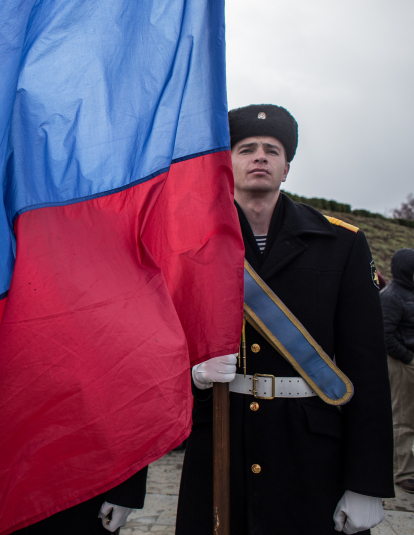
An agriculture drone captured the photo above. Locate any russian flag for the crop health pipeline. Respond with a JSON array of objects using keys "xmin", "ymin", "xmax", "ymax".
[{"xmin": 0, "ymin": 1, "xmax": 244, "ymax": 533}]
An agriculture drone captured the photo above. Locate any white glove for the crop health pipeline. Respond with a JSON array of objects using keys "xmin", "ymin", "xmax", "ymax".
[
  {"xmin": 98, "ymin": 501, "xmax": 133, "ymax": 532},
  {"xmin": 192, "ymin": 354, "xmax": 237, "ymax": 390},
  {"xmin": 333, "ymin": 490, "xmax": 384, "ymax": 534}
]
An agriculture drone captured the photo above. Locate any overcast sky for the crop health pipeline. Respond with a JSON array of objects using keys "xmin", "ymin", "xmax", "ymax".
[{"xmin": 225, "ymin": 0, "xmax": 414, "ymax": 214}]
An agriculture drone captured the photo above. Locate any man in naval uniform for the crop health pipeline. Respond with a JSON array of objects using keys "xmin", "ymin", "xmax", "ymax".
[{"xmin": 175, "ymin": 104, "xmax": 394, "ymax": 535}]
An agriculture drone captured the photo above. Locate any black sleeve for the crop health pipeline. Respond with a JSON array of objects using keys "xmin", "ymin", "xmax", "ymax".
[
  {"xmin": 334, "ymin": 231, "xmax": 394, "ymax": 498},
  {"xmin": 380, "ymin": 290, "xmax": 414, "ymax": 364},
  {"xmin": 191, "ymin": 373, "xmax": 214, "ymax": 424},
  {"xmin": 103, "ymin": 466, "xmax": 148, "ymax": 509}
]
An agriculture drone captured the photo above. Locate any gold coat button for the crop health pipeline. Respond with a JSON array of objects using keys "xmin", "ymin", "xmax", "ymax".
[
  {"xmin": 251, "ymin": 343, "xmax": 260, "ymax": 353},
  {"xmin": 250, "ymin": 402, "xmax": 259, "ymax": 411},
  {"xmin": 252, "ymin": 464, "xmax": 261, "ymax": 474}
]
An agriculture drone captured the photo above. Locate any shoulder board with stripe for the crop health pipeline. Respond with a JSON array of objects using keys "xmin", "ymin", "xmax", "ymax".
[{"xmin": 324, "ymin": 215, "xmax": 359, "ymax": 233}]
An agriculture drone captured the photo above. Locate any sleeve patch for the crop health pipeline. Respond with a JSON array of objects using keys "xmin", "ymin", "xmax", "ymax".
[
  {"xmin": 324, "ymin": 215, "xmax": 359, "ymax": 233},
  {"xmin": 371, "ymin": 260, "xmax": 380, "ymax": 289}
]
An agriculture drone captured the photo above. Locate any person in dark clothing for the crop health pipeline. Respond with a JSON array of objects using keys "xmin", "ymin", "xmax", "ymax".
[
  {"xmin": 13, "ymin": 468, "xmax": 148, "ymax": 534},
  {"xmin": 380, "ymin": 248, "xmax": 414, "ymax": 493},
  {"xmin": 377, "ymin": 271, "xmax": 387, "ymax": 290},
  {"xmin": 175, "ymin": 104, "xmax": 394, "ymax": 535}
]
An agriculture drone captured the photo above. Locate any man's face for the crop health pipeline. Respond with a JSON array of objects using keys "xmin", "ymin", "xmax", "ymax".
[{"xmin": 231, "ymin": 136, "xmax": 290, "ymax": 197}]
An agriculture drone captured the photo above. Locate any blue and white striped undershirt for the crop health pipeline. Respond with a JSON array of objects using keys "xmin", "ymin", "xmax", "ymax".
[{"xmin": 255, "ymin": 235, "xmax": 267, "ymax": 253}]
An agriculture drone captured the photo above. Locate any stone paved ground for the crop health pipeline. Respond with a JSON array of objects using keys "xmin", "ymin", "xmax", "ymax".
[
  {"xmin": 374, "ymin": 486, "xmax": 414, "ymax": 535},
  {"xmin": 121, "ymin": 451, "xmax": 414, "ymax": 535},
  {"xmin": 120, "ymin": 451, "xmax": 183, "ymax": 535}
]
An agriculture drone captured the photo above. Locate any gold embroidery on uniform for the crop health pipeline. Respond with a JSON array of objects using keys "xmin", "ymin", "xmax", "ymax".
[{"xmin": 324, "ymin": 215, "xmax": 359, "ymax": 233}]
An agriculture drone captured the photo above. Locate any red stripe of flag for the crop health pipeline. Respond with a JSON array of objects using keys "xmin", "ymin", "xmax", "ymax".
[{"xmin": 0, "ymin": 151, "xmax": 244, "ymax": 534}]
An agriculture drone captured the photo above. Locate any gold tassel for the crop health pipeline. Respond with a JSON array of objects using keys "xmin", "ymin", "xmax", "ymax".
[{"xmin": 242, "ymin": 317, "xmax": 246, "ymax": 377}]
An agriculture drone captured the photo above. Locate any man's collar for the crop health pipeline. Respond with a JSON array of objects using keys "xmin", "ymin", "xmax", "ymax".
[
  {"xmin": 280, "ymin": 193, "xmax": 337, "ymax": 238},
  {"xmin": 236, "ymin": 193, "xmax": 337, "ymax": 279},
  {"xmin": 236, "ymin": 192, "xmax": 337, "ymax": 239}
]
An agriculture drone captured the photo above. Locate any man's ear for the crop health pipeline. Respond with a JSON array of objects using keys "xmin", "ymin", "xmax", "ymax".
[{"xmin": 283, "ymin": 162, "xmax": 290, "ymax": 181}]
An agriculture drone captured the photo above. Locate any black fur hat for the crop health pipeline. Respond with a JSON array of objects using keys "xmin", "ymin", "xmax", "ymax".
[{"xmin": 228, "ymin": 104, "xmax": 298, "ymax": 162}]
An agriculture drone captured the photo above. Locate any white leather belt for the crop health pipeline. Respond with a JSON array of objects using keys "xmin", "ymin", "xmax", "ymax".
[{"xmin": 229, "ymin": 374, "xmax": 317, "ymax": 399}]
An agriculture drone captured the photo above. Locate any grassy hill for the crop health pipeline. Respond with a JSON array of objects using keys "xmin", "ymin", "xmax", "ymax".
[{"xmin": 319, "ymin": 210, "xmax": 414, "ymax": 282}]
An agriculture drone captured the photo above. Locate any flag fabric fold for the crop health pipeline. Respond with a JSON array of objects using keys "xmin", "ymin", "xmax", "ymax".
[{"xmin": 0, "ymin": 1, "xmax": 244, "ymax": 533}]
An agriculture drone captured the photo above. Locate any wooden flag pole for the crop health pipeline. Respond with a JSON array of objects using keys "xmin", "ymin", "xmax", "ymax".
[{"xmin": 213, "ymin": 381, "xmax": 230, "ymax": 535}]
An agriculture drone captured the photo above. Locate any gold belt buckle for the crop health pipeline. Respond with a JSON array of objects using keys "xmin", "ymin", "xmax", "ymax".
[{"xmin": 253, "ymin": 373, "xmax": 275, "ymax": 399}]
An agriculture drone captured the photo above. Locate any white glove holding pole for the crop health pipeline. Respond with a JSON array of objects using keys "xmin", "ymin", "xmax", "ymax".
[
  {"xmin": 192, "ymin": 354, "xmax": 238, "ymax": 390},
  {"xmin": 98, "ymin": 502, "xmax": 133, "ymax": 532},
  {"xmin": 333, "ymin": 490, "xmax": 384, "ymax": 534}
]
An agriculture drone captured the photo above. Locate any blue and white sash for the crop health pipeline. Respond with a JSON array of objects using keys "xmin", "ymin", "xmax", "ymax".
[{"xmin": 244, "ymin": 260, "xmax": 353, "ymax": 405}]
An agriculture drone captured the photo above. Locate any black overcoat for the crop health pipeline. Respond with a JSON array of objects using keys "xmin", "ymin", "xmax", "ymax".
[
  {"xmin": 176, "ymin": 194, "xmax": 394, "ymax": 535},
  {"xmin": 380, "ymin": 248, "xmax": 414, "ymax": 363}
]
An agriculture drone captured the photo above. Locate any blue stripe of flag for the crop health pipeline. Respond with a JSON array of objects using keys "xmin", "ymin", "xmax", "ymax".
[{"xmin": 0, "ymin": 0, "xmax": 230, "ymax": 297}]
